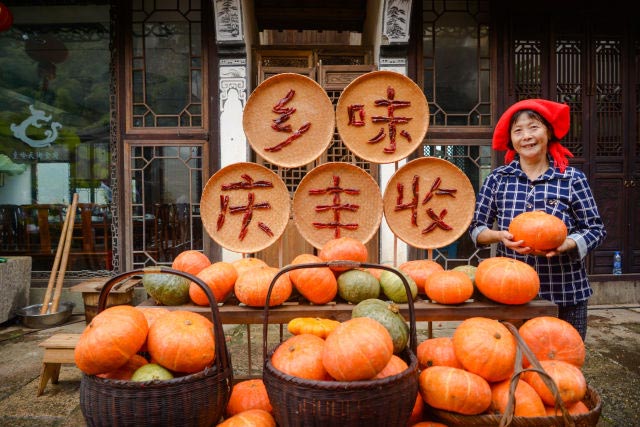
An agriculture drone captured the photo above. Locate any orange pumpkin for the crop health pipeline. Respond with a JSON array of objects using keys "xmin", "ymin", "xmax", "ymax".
[
  {"xmin": 490, "ymin": 378, "xmax": 546, "ymax": 416},
  {"xmin": 318, "ymin": 236, "xmax": 368, "ymax": 271},
  {"xmin": 226, "ymin": 379, "xmax": 273, "ymax": 417},
  {"xmin": 271, "ymin": 334, "xmax": 327, "ymax": 380},
  {"xmin": 521, "ymin": 360, "xmax": 587, "ymax": 406},
  {"xmin": 171, "ymin": 250, "xmax": 211, "ymax": 276},
  {"xmin": 424, "ymin": 270, "xmax": 474, "ymax": 304},
  {"xmin": 519, "ymin": 316, "xmax": 585, "ymax": 367},
  {"xmin": 373, "ymin": 354, "xmax": 408, "ymax": 379},
  {"xmin": 235, "ymin": 266, "xmax": 292, "ymax": 307},
  {"xmin": 289, "ymin": 253, "xmax": 338, "ymax": 304},
  {"xmin": 407, "ymin": 392, "xmax": 424, "ymax": 426},
  {"xmin": 322, "ymin": 317, "xmax": 393, "ymax": 381},
  {"xmin": 452, "ymin": 317, "xmax": 516, "ymax": 382},
  {"xmin": 545, "ymin": 400, "xmax": 590, "ymax": 415},
  {"xmin": 135, "ymin": 306, "xmax": 170, "ymax": 351},
  {"xmin": 97, "ymin": 354, "xmax": 149, "ymax": 380},
  {"xmin": 474, "ymin": 257, "xmax": 540, "ymax": 305},
  {"xmin": 217, "ymin": 409, "xmax": 276, "ymax": 427},
  {"xmin": 74, "ymin": 305, "xmax": 148, "ymax": 375},
  {"xmin": 189, "ymin": 261, "xmax": 238, "ymax": 306},
  {"xmin": 287, "ymin": 317, "xmax": 340, "ymax": 339},
  {"xmin": 398, "ymin": 259, "xmax": 444, "ymax": 294},
  {"xmin": 147, "ymin": 310, "xmax": 215, "ymax": 374},
  {"xmin": 417, "ymin": 336, "xmax": 463, "ymax": 369},
  {"xmin": 231, "ymin": 257, "xmax": 269, "ymax": 276},
  {"xmin": 508, "ymin": 210, "xmax": 568, "ymax": 255},
  {"xmin": 419, "ymin": 366, "xmax": 492, "ymax": 415}
]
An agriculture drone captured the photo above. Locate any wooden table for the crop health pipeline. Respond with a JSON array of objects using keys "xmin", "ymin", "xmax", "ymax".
[{"xmin": 137, "ymin": 298, "xmax": 558, "ymax": 324}]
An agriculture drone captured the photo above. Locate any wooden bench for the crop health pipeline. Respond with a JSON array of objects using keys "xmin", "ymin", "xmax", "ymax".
[{"xmin": 37, "ymin": 333, "xmax": 80, "ymax": 396}]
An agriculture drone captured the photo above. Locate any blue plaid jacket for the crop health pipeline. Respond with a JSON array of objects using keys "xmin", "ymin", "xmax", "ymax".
[{"xmin": 469, "ymin": 157, "xmax": 606, "ymax": 305}]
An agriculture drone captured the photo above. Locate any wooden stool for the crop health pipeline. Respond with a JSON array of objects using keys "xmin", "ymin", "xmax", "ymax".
[{"xmin": 37, "ymin": 333, "xmax": 80, "ymax": 396}]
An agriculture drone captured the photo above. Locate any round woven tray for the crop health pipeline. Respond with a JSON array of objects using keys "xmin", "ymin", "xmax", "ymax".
[
  {"xmin": 79, "ymin": 268, "xmax": 233, "ymax": 427},
  {"xmin": 243, "ymin": 73, "xmax": 335, "ymax": 168},
  {"xmin": 336, "ymin": 70, "xmax": 429, "ymax": 164},
  {"xmin": 382, "ymin": 156, "xmax": 475, "ymax": 249},
  {"xmin": 200, "ymin": 162, "xmax": 290, "ymax": 254},
  {"xmin": 292, "ymin": 162, "xmax": 383, "ymax": 249},
  {"xmin": 261, "ymin": 262, "xmax": 420, "ymax": 427}
]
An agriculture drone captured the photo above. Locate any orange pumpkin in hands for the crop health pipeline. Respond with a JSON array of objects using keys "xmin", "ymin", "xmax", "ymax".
[{"xmin": 508, "ymin": 210, "xmax": 568, "ymax": 255}]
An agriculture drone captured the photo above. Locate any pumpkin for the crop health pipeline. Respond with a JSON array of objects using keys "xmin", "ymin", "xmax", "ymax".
[
  {"xmin": 416, "ymin": 336, "xmax": 462, "ymax": 369},
  {"xmin": 142, "ymin": 271, "xmax": 191, "ymax": 306},
  {"xmin": 217, "ymin": 409, "xmax": 276, "ymax": 427},
  {"xmin": 190, "ymin": 261, "xmax": 238, "ymax": 305},
  {"xmin": 97, "ymin": 354, "xmax": 148, "ymax": 380},
  {"xmin": 171, "ymin": 250, "xmax": 211, "ymax": 275},
  {"xmin": 451, "ymin": 264, "xmax": 477, "ymax": 285},
  {"xmin": 322, "ymin": 317, "xmax": 393, "ymax": 381},
  {"xmin": 271, "ymin": 334, "xmax": 327, "ymax": 380},
  {"xmin": 490, "ymin": 378, "xmax": 546, "ymax": 416},
  {"xmin": 318, "ymin": 236, "xmax": 368, "ymax": 271},
  {"xmin": 147, "ymin": 310, "xmax": 215, "ymax": 373},
  {"xmin": 287, "ymin": 317, "xmax": 340, "ymax": 339},
  {"xmin": 424, "ymin": 270, "xmax": 474, "ymax": 304},
  {"xmin": 235, "ymin": 266, "xmax": 292, "ymax": 307},
  {"xmin": 407, "ymin": 393, "xmax": 425, "ymax": 426},
  {"xmin": 366, "ymin": 263, "xmax": 393, "ymax": 280},
  {"xmin": 336, "ymin": 269, "xmax": 380, "ymax": 303},
  {"xmin": 545, "ymin": 400, "xmax": 590, "ymax": 415},
  {"xmin": 521, "ymin": 360, "xmax": 587, "ymax": 406},
  {"xmin": 131, "ymin": 363, "xmax": 174, "ymax": 381},
  {"xmin": 418, "ymin": 366, "xmax": 492, "ymax": 415},
  {"xmin": 519, "ymin": 316, "xmax": 585, "ymax": 367},
  {"xmin": 74, "ymin": 305, "xmax": 148, "ymax": 375},
  {"xmin": 231, "ymin": 257, "xmax": 269, "ymax": 276},
  {"xmin": 474, "ymin": 257, "xmax": 540, "ymax": 305},
  {"xmin": 508, "ymin": 210, "xmax": 568, "ymax": 255},
  {"xmin": 289, "ymin": 253, "xmax": 338, "ymax": 304},
  {"xmin": 351, "ymin": 298, "xmax": 409, "ymax": 354},
  {"xmin": 135, "ymin": 307, "xmax": 170, "ymax": 351},
  {"xmin": 226, "ymin": 379, "xmax": 273, "ymax": 417},
  {"xmin": 398, "ymin": 259, "xmax": 444, "ymax": 294},
  {"xmin": 452, "ymin": 317, "xmax": 516, "ymax": 382},
  {"xmin": 372, "ymin": 354, "xmax": 408, "ymax": 379},
  {"xmin": 379, "ymin": 269, "xmax": 418, "ymax": 303}
]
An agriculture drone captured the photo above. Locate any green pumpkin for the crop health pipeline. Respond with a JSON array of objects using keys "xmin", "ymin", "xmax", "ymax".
[
  {"xmin": 352, "ymin": 298, "xmax": 410, "ymax": 354},
  {"xmin": 131, "ymin": 363, "xmax": 174, "ymax": 381},
  {"xmin": 142, "ymin": 271, "xmax": 191, "ymax": 306},
  {"xmin": 379, "ymin": 269, "xmax": 417, "ymax": 303},
  {"xmin": 337, "ymin": 269, "xmax": 380, "ymax": 304}
]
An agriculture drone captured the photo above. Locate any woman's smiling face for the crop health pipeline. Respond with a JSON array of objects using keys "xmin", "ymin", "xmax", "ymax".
[{"xmin": 510, "ymin": 111, "xmax": 552, "ymax": 162}]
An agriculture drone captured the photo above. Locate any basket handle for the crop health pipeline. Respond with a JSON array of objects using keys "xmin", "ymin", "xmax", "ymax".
[
  {"xmin": 262, "ymin": 261, "xmax": 418, "ymax": 363},
  {"xmin": 500, "ymin": 322, "xmax": 574, "ymax": 427},
  {"xmin": 97, "ymin": 267, "xmax": 232, "ymax": 375}
]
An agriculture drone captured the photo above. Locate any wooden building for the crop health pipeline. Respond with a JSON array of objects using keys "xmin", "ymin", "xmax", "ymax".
[{"xmin": 0, "ymin": 0, "xmax": 637, "ymax": 293}]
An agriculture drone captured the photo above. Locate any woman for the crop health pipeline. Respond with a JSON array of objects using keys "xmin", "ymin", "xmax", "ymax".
[{"xmin": 469, "ymin": 99, "xmax": 606, "ymax": 339}]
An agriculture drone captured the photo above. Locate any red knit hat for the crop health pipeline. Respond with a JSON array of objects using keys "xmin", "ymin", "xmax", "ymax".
[{"xmin": 492, "ymin": 99, "xmax": 573, "ymax": 172}]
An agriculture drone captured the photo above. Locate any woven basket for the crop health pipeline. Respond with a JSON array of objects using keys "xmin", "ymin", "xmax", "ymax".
[
  {"xmin": 262, "ymin": 261, "xmax": 420, "ymax": 427},
  {"xmin": 429, "ymin": 322, "xmax": 602, "ymax": 427},
  {"xmin": 79, "ymin": 268, "xmax": 233, "ymax": 427}
]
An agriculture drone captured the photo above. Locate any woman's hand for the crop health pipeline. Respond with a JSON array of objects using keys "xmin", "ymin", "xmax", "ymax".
[{"xmin": 544, "ymin": 238, "xmax": 577, "ymax": 257}]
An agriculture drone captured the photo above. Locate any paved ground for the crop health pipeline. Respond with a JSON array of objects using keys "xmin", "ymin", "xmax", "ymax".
[{"xmin": 0, "ymin": 305, "xmax": 638, "ymax": 426}]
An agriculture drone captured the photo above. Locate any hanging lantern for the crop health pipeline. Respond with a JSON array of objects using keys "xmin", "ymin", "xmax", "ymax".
[{"xmin": 0, "ymin": 2, "xmax": 14, "ymax": 33}]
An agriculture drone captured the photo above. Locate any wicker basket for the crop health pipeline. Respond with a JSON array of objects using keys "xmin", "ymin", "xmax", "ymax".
[
  {"xmin": 262, "ymin": 261, "xmax": 420, "ymax": 427},
  {"xmin": 429, "ymin": 322, "xmax": 602, "ymax": 427},
  {"xmin": 79, "ymin": 268, "xmax": 233, "ymax": 427}
]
